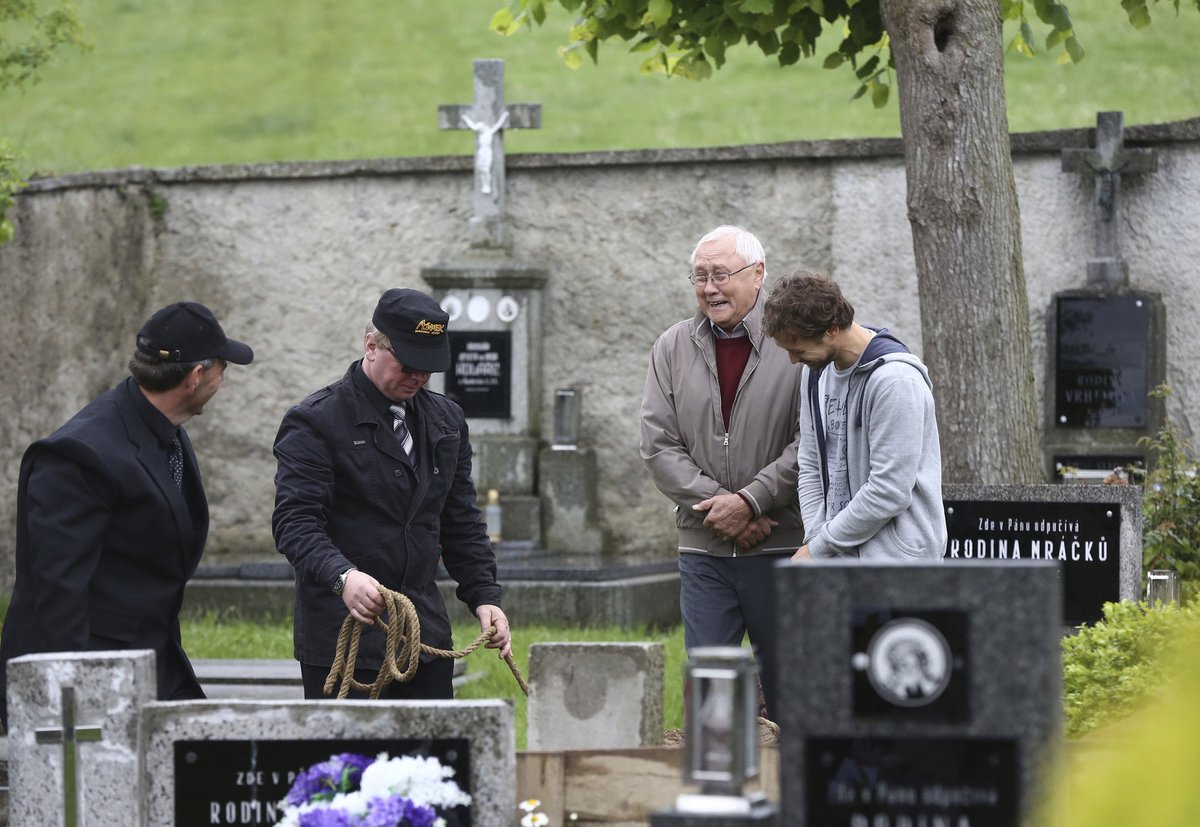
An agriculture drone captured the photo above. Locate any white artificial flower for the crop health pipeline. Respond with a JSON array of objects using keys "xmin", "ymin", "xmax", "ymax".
[{"xmin": 359, "ymin": 754, "xmax": 472, "ymax": 809}]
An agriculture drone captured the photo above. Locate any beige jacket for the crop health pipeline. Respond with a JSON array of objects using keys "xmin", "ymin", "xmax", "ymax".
[{"xmin": 640, "ymin": 293, "xmax": 805, "ymax": 557}]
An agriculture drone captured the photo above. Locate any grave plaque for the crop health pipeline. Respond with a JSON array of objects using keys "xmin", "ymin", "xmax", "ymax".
[
  {"xmin": 851, "ymin": 608, "xmax": 969, "ymax": 723},
  {"xmin": 945, "ymin": 498, "xmax": 1120, "ymax": 626},
  {"xmin": 806, "ymin": 736, "xmax": 1019, "ymax": 827},
  {"xmin": 1054, "ymin": 294, "xmax": 1150, "ymax": 428},
  {"xmin": 1052, "ymin": 454, "xmax": 1142, "ymax": 475},
  {"xmin": 174, "ymin": 737, "xmax": 471, "ymax": 827},
  {"xmin": 445, "ymin": 330, "xmax": 511, "ymax": 419}
]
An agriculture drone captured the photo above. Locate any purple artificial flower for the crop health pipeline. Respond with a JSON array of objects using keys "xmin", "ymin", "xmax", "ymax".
[
  {"xmin": 362, "ymin": 794, "xmax": 439, "ymax": 827},
  {"xmin": 297, "ymin": 808, "xmax": 356, "ymax": 827},
  {"xmin": 285, "ymin": 753, "xmax": 375, "ymax": 806}
]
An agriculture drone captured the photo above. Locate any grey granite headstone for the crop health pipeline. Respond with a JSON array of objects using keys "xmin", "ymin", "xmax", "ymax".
[
  {"xmin": 6, "ymin": 649, "xmax": 155, "ymax": 827},
  {"xmin": 144, "ymin": 699, "xmax": 514, "ymax": 827},
  {"xmin": 943, "ymin": 483, "xmax": 1141, "ymax": 626},
  {"xmin": 774, "ymin": 561, "xmax": 1061, "ymax": 827},
  {"xmin": 527, "ymin": 642, "xmax": 663, "ymax": 750}
]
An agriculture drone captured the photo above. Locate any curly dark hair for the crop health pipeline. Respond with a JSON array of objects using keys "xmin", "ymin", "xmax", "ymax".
[{"xmin": 762, "ymin": 271, "xmax": 855, "ymax": 341}]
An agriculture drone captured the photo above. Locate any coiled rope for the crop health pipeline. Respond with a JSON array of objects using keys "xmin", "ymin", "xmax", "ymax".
[{"xmin": 324, "ymin": 585, "xmax": 529, "ymax": 699}]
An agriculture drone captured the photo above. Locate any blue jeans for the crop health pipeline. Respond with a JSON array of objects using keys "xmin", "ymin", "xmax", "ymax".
[{"xmin": 678, "ymin": 552, "xmax": 787, "ymax": 718}]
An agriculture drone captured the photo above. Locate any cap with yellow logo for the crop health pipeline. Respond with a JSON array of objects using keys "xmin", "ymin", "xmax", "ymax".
[{"xmin": 371, "ymin": 288, "xmax": 451, "ymax": 373}]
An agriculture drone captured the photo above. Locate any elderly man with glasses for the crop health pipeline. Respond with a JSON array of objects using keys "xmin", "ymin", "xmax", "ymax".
[
  {"xmin": 639, "ymin": 225, "xmax": 806, "ymax": 719},
  {"xmin": 273, "ymin": 288, "xmax": 510, "ymax": 701}
]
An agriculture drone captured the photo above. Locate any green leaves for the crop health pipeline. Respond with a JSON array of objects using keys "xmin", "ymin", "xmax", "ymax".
[
  {"xmin": 1121, "ymin": 0, "xmax": 1152, "ymax": 28},
  {"xmin": 0, "ymin": 0, "xmax": 86, "ymax": 90},
  {"xmin": 1003, "ymin": 0, "xmax": 1086, "ymax": 64},
  {"xmin": 0, "ymin": 143, "xmax": 22, "ymax": 247},
  {"xmin": 1062, "ymin": 600, "xmax": 1200, "ymax": 739}
]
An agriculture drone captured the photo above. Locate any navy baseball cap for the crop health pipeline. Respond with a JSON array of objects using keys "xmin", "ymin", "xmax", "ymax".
[{"xmin": 135, "ymin": 302, "xmax": 254, "ymax": 365}]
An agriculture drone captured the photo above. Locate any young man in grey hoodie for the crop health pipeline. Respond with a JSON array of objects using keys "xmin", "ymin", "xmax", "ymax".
[{"xmin": 763, "ymin": 272, "xmax": 947, "ymax": 561}]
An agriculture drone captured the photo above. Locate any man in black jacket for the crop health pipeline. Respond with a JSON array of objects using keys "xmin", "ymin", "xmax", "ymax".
[
  {"xmin": 273, "ymin": 288, "xmax": 510, "ymax": 699},
  {"xmin": 0, "ymin": 302, "xmax": 254, "ymax": 729}
]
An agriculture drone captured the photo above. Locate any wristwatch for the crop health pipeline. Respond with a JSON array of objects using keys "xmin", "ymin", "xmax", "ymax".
[{"xmin": 332, "ymin": 568, "xmax": 355, "ymax": 596}]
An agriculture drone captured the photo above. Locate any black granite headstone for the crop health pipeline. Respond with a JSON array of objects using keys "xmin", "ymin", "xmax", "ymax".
[
  {"xmin": 944, "ymin": 498, "xmax": 1120, "ymax": 626},
  {"xmin": 174, "ymin": 737, "xmax": 471, "ymax": 826},
  {"xmin": 1054, "ymin": 294, "xmax": 1150, "ymax": 428},
  {"xmin": 806, "ymin": 736, "xmax": 1019, "ymax": 826},
  {"xmin": 445, "ymin": 330, "xmax": 511, "ymax": 419}
]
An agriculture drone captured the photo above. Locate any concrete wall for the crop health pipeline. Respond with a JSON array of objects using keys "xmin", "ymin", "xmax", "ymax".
[{"xmin": 2, "ymin": 119, "xmax": 1197, "ymax": 585}]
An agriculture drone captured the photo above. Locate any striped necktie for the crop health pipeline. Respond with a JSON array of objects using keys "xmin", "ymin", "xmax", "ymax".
[{"xmin": 390, "ymin": 404, "xmax": 414, "ymax": 456}]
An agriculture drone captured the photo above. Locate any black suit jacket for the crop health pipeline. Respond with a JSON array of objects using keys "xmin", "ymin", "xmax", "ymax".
[{"xmin": 0, "ymin": 377, "xmax": 208, "ymax": 725}]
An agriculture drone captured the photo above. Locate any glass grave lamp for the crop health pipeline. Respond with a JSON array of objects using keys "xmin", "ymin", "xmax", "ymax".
[
  {"xmin": 1146, "ymin": 569, "xmax": 1181, "ymax": 607},
  {"xmin": 551, "ymin": 388, "xmax": 581, "ymax": 450},
  {"xmin": 681, "ymin": 643, "xmax": 763, "ymax": 811}
]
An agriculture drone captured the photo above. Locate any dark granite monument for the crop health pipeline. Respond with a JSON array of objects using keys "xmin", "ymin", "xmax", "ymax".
[
  {"xmin": 1046, "ymin": 111, "xmax": 1166, "ymax": 478},
  {"xmin": 774, "ymin": 561, "xmax": 1062, "ymax": 827}
]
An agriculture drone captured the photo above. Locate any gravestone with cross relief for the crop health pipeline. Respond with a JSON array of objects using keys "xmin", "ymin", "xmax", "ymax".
[
  {"xmin": 1046, "ymin": 111, "xmax": 1166, "ymax": 479},
  {"xmin": 6, "ymin": 649, "xmax": 155, "ymax": 826}
]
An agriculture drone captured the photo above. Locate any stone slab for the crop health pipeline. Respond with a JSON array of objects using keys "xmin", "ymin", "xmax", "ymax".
[{"xmin": 527, "ymin": 642, "xmax": 663, "ymax": 751}]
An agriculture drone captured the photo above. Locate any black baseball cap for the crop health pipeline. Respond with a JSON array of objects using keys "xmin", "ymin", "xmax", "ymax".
[
  {"xmin": 135, "ymin": 302, "xmax": 254, "ymax": 365},
  {"xmin": 371, "ymin": 288, "xmax": 451, "ymax": 373}
]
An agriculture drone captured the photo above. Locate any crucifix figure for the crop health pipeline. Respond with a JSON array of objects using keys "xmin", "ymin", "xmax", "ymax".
[
  {"xmin": 461, "ymin": 110, "xmax": 510, "ymax": 195},
  {"xmin": 439, "ymin": 59, "xmax": 541, "ymax": 249},
  {"xmin": 1061, "ymin": 111, "xmax": 1158, "ymax": 288},
  {"xmin": 35, "ymin": 685, "xmax": 103, "ymax": 827}
]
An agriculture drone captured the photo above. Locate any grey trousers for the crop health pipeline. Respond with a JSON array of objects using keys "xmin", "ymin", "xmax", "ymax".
[{"xmin": 678, "ymin": 552, "xmax": 788, "ymax": 718}]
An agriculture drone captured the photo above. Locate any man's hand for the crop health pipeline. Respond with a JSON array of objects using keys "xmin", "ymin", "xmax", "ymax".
[
  {"xmin": 735, "ymin": 515, "xmax": 779, "ymax": 549},
  {"xmin": 476, "ymin": 604, "xmax": 512, "ymax": 659},
  {"xmin": 342, "ymin": 570, "xmax": 385, "ymax": 624},
  {"xmin": 791, "ymin": 545, "xmax": 814, "ymax": 561},
  {"xmin": 693, "ymin": 493, "xmax": 752, "ymax": 540}
]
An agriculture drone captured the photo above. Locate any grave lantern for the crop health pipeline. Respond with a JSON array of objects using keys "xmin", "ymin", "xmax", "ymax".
[
  {"xmin": 1146, "ymin": 569, "xmax": 1181, "ymax": 607},
  {"xmin": 551, "ymin": 388, "xmax": 581, "ymax": 450},
  {"xmin": 683, "ymin": 646, "xmax": 759, "ymax": 797}
]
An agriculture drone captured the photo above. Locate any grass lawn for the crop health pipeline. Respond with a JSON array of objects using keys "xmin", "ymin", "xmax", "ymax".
[
  {"xmin": 181, "ymin": 611, "xmax": 689, "ymax": 750},
  {"xmin": 5, "ymin": 0, "xmax": 1200, "ymax": 176}
]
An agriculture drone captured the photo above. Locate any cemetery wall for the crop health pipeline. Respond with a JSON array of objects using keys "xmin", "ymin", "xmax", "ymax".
[{"xmin": 1, "ymin": 118, "xmax": 1197, "ymax": 584}]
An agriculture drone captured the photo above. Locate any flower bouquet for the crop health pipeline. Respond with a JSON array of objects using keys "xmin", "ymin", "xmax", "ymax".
[{"xmin": 274, "ymin": 751, "xmax": 471, "ymax": 827}]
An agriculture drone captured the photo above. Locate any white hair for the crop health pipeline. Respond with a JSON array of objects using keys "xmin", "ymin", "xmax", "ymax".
[{"xmin": 690, "ymin": 225, "xmax": 767, "ymax": 276}]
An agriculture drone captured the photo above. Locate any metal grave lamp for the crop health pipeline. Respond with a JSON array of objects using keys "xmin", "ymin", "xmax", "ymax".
[
  {"xmin": 653, "ymin": 646, "xmax": 777, "ymax": 824},
  {"xmin": 551, "ymin": 387, "xmax": 581, "ymax": 450}
]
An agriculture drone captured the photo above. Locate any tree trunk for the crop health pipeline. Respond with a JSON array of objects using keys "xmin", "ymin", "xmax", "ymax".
[{"xmin": 882, "ymin": 0, "xmax": 1041, "ymax": 484}]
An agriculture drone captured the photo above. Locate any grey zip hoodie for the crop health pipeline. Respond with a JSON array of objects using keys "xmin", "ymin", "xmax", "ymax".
[{"xmin": 798, "ymin": 328, "xmax": 947, "ymax": 560}]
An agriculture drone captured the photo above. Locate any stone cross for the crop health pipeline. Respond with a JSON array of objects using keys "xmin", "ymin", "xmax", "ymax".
[
  {"xmin": 1061, "ymin": 111, "xmax": 1158, "ymax": 288},
  {"xmin": 34, "ymin": 685, "xmax": 103, "ymax": 827},
  {"xmin": 439, "ymin": 59, "xmax": 541, "ymax": 249}
]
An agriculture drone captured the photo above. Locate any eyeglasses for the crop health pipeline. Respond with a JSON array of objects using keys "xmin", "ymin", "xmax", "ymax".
[
  {"xmin": 381, "ymin": 344, "xmax": 430, "ymax": 376},
  {"xmin": 689, "ymin": 261, "xmax": 758, "ymax": 286}
]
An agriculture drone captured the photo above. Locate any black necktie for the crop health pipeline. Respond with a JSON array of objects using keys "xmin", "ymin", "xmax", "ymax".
[
  {"xmin": 390, "ymin": 404, "xmax": 414, "ymax": 456},
  {"xmin": 168, "ymin": 435, "xmax": 184, "ymax": 490}
]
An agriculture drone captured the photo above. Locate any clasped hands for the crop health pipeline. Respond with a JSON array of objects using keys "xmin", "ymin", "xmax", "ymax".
[{"xmin": 693, "ymin": 492, "xmax": 778, "ymax": 549}]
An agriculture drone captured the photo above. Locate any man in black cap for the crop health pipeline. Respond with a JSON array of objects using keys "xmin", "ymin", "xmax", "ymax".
[
  {"xmin": 0, "ymin": 302, "xmax": 254, "ymax": 729},
  {"xmin": 273, "ymin": 288, "xmax": 510, "ymax": 700}
]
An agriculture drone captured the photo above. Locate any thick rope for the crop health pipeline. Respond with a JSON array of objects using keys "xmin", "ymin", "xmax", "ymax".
[{"xmin": 324, "ymin": 586, "xmax": 529, "ymax": 699}]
